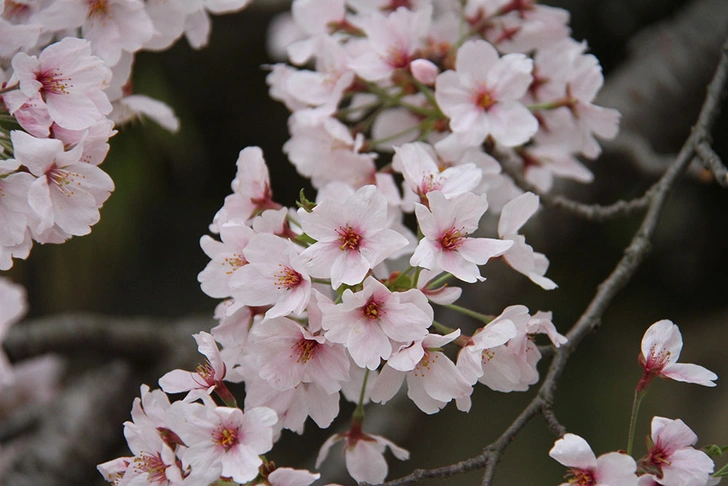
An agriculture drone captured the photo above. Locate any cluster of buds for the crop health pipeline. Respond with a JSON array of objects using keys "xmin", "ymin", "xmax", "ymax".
[{"xmin": 0, "ymin": 0, "xmax": 252, "ymax": 269}]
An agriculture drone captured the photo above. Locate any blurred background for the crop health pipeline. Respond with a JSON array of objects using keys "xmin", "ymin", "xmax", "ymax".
[{"xmin": 2, "ymin": 0, "xmax": 728, "ymax": 484}]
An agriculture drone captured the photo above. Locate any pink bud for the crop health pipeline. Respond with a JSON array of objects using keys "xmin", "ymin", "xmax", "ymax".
[{"xmin": 410, "ymin": 59, "xmax": 439, "ymax": 85}]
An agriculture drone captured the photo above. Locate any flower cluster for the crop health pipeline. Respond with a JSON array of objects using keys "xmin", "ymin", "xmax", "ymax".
[
  {"xmin": 549, "ymin": 320, "xmax": 721, "ymax": 486},
  {"xmin": 92, "ymin": 0, "xmax": 641, "ymax": 483},
  {"xmin": 0, "ymin": 0, "xmax": 252, "ymax": 269}
]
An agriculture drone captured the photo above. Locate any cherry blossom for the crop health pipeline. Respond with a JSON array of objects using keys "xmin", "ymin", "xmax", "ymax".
[
  {"xmin": 229, "ymin": 233, "xmax": 312, "ymax": 321},
  {"xmin": 435, "ymin": 39, "xmax": 538, "ymax": 147},
  {"xmin": 411, "ymin": 190, "xmax": 513, "ymax": 283},
  {"xmin": 0, "ymin": 159, "xmax": 33, "ymax": 253},
  {"xmin": 211, "ymin": 146, "xmax": 279, "ymax": 231},
  {"xmin": 244, "ymin": 375, "xmax": 340, "ymax": 435},
  {"xmin": 158, "ymin": 332, "xmax": 232, "ymax": 403},
  {"xmin": 266, "ymin": 466, "xmax": 321, "ymax": 486},
  {"xmin": 5, "ymin": 37, "xmax": 111, "ymax": 132},
  {"xmin": 166, "ymin": 401, "xmax": 277, "ymax": 485},
  {"xmin": 637, "ymin": 319, "xmax": 717, "ymax": 391},
  {"xmin": 641, "ymin": 417, "xmax": 715, "ymax": 486},
  {"xmin": 197, "ymin": 221, "xmax": 255, "ymax": 299},
  {"xmin": 347, "ymin": 5, "xmax": 432, "ymax": 82},
  {"xmin": 316, "ymin": 429, "xmax": 409, "ymax": 484},
  {"xmin": 119, "ymin": 422, "xmax": 185, "ymax": 486},
  {"xmin": 498, "ymin": 191, "xmax": 557, "ymax": 290},
  {"xmin": 11, "ymin": 130, "xmax": 114, "ymax": 239},
  {"xmin": 283, "ymin": 115, "xmax": 377, "ymax": 190},
  {"xmin": 549, "ymin": 433, "xmax": 639, "ymax": 486},
  {"xmin": 371, "ymin": 331, "xmax": 473, "ymax": 413},
  {"xmin": 321, "ymin": 276, "xmax": 432, "ymax": 370},
  {"xmin": 393, "ymin": 141, "xmax": 482, "ymax": 206},
  {"xmin": 37, "ymin": 0, "xmax": 154, "ymax": 66},
  {"xmin": 247, "ymin": 316, "xmax": 349, "ymax": 393},
  {"xmin": 298, "ymin": 185, "xmax": 408, "ymax": 288}
]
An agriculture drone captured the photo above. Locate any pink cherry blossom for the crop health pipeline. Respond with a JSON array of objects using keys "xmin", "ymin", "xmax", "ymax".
[
  {"xmin": 211, "ymin": 146, "xmax": 280, "ymax": 231},
  {"xmin": 321, "ymin": 276, "xmax": 432, "ymax": 370},
  {"xmin": 393, "ymin": 142, "xmax": 482, "ymax": 205},
  {"xmin": 283, "ymin": 115, "xmax": 377, "ymax": 190},
  {"xmin": 166, "ymin": 401, "xmax": 277, "ymax": 485},
  {"xmin": 637, "ymin": 320, "xmax": 717, "ymax": 391},
  {"xmin": 11, "ymin": 130, "xmax": 114, "ymax": 239},
  {"xmin": 38, "ymin": 0, "xmax": 154, "ymax": 65},
  {"xmin": 411, "ymin": 190, "xmax": 513, "ymax": 283},
  {"xmin": 247, "ymin": 316, "xmax": 349, "ymax": 393},
  {"xmin": 472, "ymin": 308, "xmax": 564, "ymax": 392},
  {"xmin": 498, "ymin": 191, "xmax": 557, "ymax": 290},
  {"xmin": 0, "ymin": 159, "xmax": 33, "ymax": 250},
  {"xmin": 642, "ymin": 417, "xmax": 715, "ymax": 486},
  {"xmin": 435, "ymin": 39, "xmax": 538, "ymax": 147},
  {"xmin": 158, "ymin": 332, "xmax": 231, "ymax": 403},
  {"xmin": 198, "ymin": 222, "xmax": 255, "ymax": 299},
  {"xmin": 119, "ymin": 422, "xmax": 185, "ymax": 486},
  {"xmin": 244, "ymin": 375, "xmax": 340, "ymax": 435},
  {"xmin": 5, "ymin": 37, "xmax": 111, "ymax": 131},
  {"xmin": 371, "ymin": 331, "xmax": 473, "ymax": 413},
  {"xmin": 347, "ymin": 5, "xmax": 432, "ymax": 82},
  {"xmin": 316, "ymin": 429, "xmax": 409, "ymax": 484},
  {"xmin": 549, "ymin": 433, "xmax": 638, "ymax": 486},
  {"xmin": 298, "ymin": 185, "xmax": 408, "ymax": 288},
  {"xmin": 229, "ymin": 233, "xmax": 312, "ymax": 321},
  {"xmin": 266, "ymin": 467, "xmax": 320, "ymax": 486}
]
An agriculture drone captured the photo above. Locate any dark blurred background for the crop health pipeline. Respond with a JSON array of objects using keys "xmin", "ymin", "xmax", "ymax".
[{"xmin": 3, "ymin": 0, "xmax": 728, "ymax": 484}]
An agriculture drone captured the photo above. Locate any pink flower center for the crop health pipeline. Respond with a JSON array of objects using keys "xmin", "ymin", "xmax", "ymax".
[
  {"xmin": 386, "ymin": 45, "xmax": 411, "ymax": 69},
  {"xmin": 87, "ymin": 0, "xmax": 109, "ymax": 17},
  {"xmin": 438, "ymin": 227, "xmax": 465, "ymax": 251},
  {"xmin": 292, "ymin": 338, "xmax": 318, "ymax": 364},
  {"xmin": 643, "ymin": 345, "xmax": 670, "ymax": 373},
  {"xmin": 337, "ymin": 225, "xmax": 362, "ymax": 251},
  {"xmin": 132, "ymin": 452, "xmax": 167, "ymax": 483},
  {"xmin": 274, "ymin": 265, "xmax": 303, "ymax": 290},
  {"xmin": 213, "ymin": 426, "xmax": 239, "ymax": 451},
  {"xmin": 47, "ymin": 167, "xmax": 78, "ymax": 197},
  {"xmin": 36, "ymin": 69, "xmax": 71, "ymax": 96},
  {"xmin": 472, "ymin": 85, "xmax": 496, "ymax": 111},
  {"xmin": 565, "ymin": 467, "xmax": 596, "ymax": 486},
  {"xmin": 418, "ymin": 174, "xmax": 441, "ymax": 198},
  {"xmin": 223, "ymin": 253, "xmax": 247, "ymax": 274},
  {"xmin": 648, "ymin": 446, "xmax": 672, "ymax": 469},
  {"xmin": 194, "ymin": 359, "xmax": 217, "ymax": 387},
  {"xmin": 362, "ymin": 297, "xmax": 384, "ymax": 321},
  {"xmin": 412, "ymin": 350, "xmax": 436, "ymax": 377}
]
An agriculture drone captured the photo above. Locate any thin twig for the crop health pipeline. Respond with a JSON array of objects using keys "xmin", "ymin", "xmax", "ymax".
[
  {"xmin": 541, "ymin": 404, "xmax": 567, "ymax": 438},
  {"xmin": 696, "ymin": 140, "xmax": 728, "ymax": 187},
  {"xmin": 500, "ymin": 160, "xmax": 652, "ymax": 222}
]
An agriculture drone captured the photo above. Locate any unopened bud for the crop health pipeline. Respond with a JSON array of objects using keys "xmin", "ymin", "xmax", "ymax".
[{"xmin": 410, "ymin": 59, "xmax": 439, "ymax": 86}]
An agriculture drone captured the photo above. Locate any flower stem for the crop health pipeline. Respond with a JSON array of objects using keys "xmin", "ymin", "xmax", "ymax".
[
  {"xmin": 353, "ymin": 368, "xmax": 371, "ymax": 421},
  {"xmin": 627, "ymin": 388, "xmax": 648, "ymax": 456},
  {"xmin": 431, "ymin": 319, "xmax": 457, "ymax": 335},
  {"xmin": 442, "ymin": 303, "xmax": 494, "ymax": 323},
  {"xmin": 426, "ymin": 272, "xmax": 454, "ymax": 289}
]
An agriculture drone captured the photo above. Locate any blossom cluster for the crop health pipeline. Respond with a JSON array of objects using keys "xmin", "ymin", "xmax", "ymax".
[
  {"xmin": 549, "ymin": 320, "xmax": 720, "ymax": 486},
  {"xmin": 93, "ymin": 1, "xmax": 627, "ymax": 482},
  {"xmin": 0, "ymin": 0, "xmax": 252, "ymax": 270}
]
